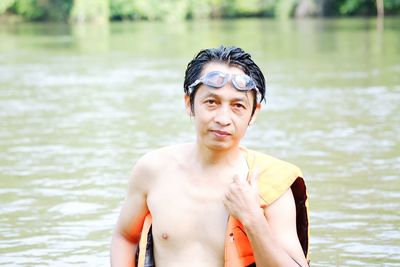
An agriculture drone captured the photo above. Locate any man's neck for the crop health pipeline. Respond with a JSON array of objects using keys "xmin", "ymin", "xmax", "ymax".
[{"xmin": 194, "ymin": 141, "xmax": 242, "ymax": 168}]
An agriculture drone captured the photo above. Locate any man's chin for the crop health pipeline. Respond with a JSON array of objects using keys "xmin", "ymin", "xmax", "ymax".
[{"xmin": 205, "ymin": 140, "xmax": 236, "ymax": 151}]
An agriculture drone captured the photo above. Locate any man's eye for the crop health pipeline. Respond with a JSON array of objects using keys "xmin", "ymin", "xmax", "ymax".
[
  {"xmin": 233, "ymin": 103, "xmax": 245, "ymax": 109},
  {"xmin": 205, "ymin": 99, "xmax": 216, "ymax": 105}
]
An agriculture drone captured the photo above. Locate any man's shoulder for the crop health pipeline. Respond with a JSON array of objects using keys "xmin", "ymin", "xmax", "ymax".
[
  {"xmin": 135, "ymin": 143, "xmax": 191, "ymax": 170},
  {"xmin": 129, "ymin": 144, "xmax": 190, "ymax": 188}
]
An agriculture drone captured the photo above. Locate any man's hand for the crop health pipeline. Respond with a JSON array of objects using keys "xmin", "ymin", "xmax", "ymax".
[
  {"xmin": 224, "ymin": 171, "xmax": 309, "ymax": 267},
  {"xmin": 223, "ymin": 170, "xmax": 264, "ymax": 224}
]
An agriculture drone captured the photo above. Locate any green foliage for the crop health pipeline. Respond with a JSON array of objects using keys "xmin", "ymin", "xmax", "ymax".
[
  {"xmin": 1, "ymin": 0, "xmax": 400, "ymax": 22},
  {"xmin": 339, "ymin": 0, "xmax": 376, "ymax": 15},
  {"xmin": 48, "ymin": 0, "xmax": 73, "ymax": 21},
  {"xmin": 0, "ymin": 0, "xmax": 72, "ymax": 21},
  {"xmin": 13, "ymin": 0, "xmax": 45, "ymax": 20},
  {"xmin": 0, "ymin": 0, "xmax": 16, "ymax": 14},
  {"xmin": 186, "ymin": 0, "xmax": 275, "ymax": 19},
  {"xmin": 133, "ymin": 0, "xmax": 188, "ymax": 21},
  {"xmin": 324, "ymin": 0, "xmax": 400, "ymax": 16},
  {"xmin": 230, "ymin": 0, "xmax": 267, "ymax": 17},
  {"xmin": 109, "ymin": 0, "xmax": 140, "ymax": 20},
  {"xmin": 384, "ymin": 0, "xmax": 400, "ymax": 14},
  {"xmin": 109, "ymin": 0, "xmax": 190, "ymax": 21}
]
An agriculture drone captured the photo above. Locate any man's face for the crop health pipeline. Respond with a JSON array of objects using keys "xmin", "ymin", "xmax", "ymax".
[{"xmin": 186, "ymin": 62, "xmax": 259, "ymax": 151}]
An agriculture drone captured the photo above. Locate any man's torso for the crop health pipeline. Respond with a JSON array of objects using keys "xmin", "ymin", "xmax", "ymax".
[{"xmin": 144, "ymin": 143, "xmax": 248, "ymax": 267}]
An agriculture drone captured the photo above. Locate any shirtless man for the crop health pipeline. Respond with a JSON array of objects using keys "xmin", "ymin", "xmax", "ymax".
[{"xmin": 111, "ymin": 46, "xmax": 309, "ymax": 267}]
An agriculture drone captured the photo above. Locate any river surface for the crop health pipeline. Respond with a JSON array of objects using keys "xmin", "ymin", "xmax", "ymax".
[{"xmin": 0, "ymin": 18, "xmax": 399, "ymax": 266}]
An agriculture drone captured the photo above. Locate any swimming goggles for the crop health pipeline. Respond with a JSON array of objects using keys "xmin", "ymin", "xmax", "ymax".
[{"xmin": 188, "ymin": 71, "xmax": 259, "ymax": 95}]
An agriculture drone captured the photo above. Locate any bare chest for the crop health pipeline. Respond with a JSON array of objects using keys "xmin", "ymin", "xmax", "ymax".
[{"xmin": 147, "ymin": 172, "xmax": 231, "ymax": 253}]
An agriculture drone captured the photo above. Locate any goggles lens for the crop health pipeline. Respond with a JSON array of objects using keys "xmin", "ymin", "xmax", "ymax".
[{"xmin": 189, "ymin": 71, "xmax": 258, "ymax": 93}]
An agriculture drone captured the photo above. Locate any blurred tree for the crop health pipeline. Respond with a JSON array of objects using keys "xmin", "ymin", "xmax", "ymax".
[
  {"xmin": 295, "ymin": 0, "xmax": 318, "ymax": 17},
  {"xmin": 275, "ymin": 0, "xmax": 297, "ymax": 18},
  {"xmin": 376, "ymin": 0, "xmax": 384, "ymax": 16},
  {"xmin": 70, "ymin": 0, "xmax": 108, "ymax": 24}
]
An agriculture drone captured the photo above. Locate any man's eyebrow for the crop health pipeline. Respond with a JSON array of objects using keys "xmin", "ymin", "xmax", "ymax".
[
  {"xmin": 231, "ymin": 95, "xmax": 251, "ymax": 105},
  {"xmin": 201, "ymin": 92, "xmax": 219, "ymax": 99},
  {"xmin": 232, "ymin": 96, "xmax": 249, "ymax": 102},
  {"xmin": 201, "ymin": 92, "xmax": 250, "ymax": 103}
]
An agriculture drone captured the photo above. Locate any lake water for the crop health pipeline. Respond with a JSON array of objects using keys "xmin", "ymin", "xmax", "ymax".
[{"xmin": 0, "ymin": 18, "xmax": 399, "ymax": 266}]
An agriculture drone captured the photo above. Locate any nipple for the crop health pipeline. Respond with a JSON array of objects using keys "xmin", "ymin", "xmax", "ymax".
[{"xmin": 162, "ymin": 233, "xmax": 169, "ymax": 240}]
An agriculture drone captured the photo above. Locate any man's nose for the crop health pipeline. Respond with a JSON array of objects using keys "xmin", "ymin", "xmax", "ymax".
[{"xmin": 214, "ymin": 105, "xmax": 231, "ymax": 126}]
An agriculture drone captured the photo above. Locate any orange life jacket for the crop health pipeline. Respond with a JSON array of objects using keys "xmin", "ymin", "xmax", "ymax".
[{"xmin": 135, "ymin": 148, "xmax": 310, "ymax": 267}]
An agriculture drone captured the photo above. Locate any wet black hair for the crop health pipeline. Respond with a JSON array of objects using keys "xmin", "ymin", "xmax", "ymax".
[{"xmin": 183, "ymin": 45, "xmax": 266, "ymax": 116}]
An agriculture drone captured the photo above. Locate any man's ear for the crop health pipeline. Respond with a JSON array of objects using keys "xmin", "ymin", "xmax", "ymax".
[
  {"xmin": 249, "ymin": 103, "xmax": 261, "ymax": 125},
  {"xmin": 184, "ymin": 94, "xmax": 193, "ymax": 116}
]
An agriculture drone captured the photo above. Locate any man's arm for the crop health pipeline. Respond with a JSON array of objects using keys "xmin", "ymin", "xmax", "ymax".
[
  {"xmin": 244, "ymin": 188, "xmax": 308, "ymax": 266},
  {"xmin": 224, "ymin": 175, "xmax": 308, "ymax": 267},
  {"xmin": 111, "ymin": 158, "xmax": 152, "ymax": 267}
]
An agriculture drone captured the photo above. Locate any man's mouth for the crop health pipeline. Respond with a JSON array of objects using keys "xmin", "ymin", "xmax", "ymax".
[{"xmin": 210, "ymin": 130, "xmax": 231, "ymax": 138}]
